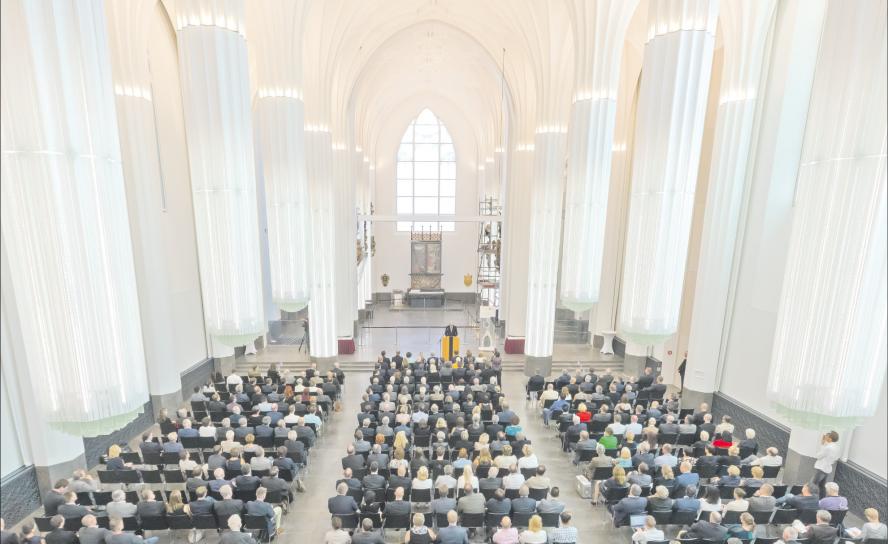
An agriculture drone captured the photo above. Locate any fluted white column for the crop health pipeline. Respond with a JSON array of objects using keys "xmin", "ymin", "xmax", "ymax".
[
  {"xmin": 332, "ymin": 142, "xmax": 357, "ymax": 341},
  {"xmin": 685, "ymin": 0, "xmax": 776, "ymax": 395},
  {"xmin": 250, "ymin": 0, "xmax": 311, "ymax": 314},
  {"xmin": 767, "ymin": 0, "xmax": 886, "ymax": 426},
  {"xmin": 1, "ymin": 0, "xmax": 150, "ymax": 435},
  {"xmin": 618, "ymin": 0, "xmax": 719, "ymax": 345},
  {"xmin": 560, "ymin": 0, "xmax": 639, "ymax": 312},
  {"xmin": 305, "ymin": 128, "xmax": 338, "ymax": 358},
  {"xmin": 174, "ymin": 0, "xmax": 264, "ymax": 351},
  {"xmin": 525, "ymin": 130, "xmax": 567, "ymax": 357},
  {"xmin": 501, "ymin": 145, "xmax": 533, "ymax": 342}
]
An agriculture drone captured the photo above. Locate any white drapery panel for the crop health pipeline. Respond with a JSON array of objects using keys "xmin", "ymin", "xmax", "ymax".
[
  {"xmin": 305, "ymin": 130, "xmax": 338, "ymax": 358},
  {"xmin": 618, "ymin": 0, "xmax": 719, "ymax": 345},
  {"xmin": 0, "ymin": 0, "xmax": 149, "ymax": 436},
  {"xmin": 767, "ymin": 0, "xmax": 887, "ymax": 426},
  {"xmin": 251, "ymin": 0, "xmax": 311, "ymax": 313},
  {"xmin": 175, "ymin": 0, "xmax": 264, "ymax": 347},
  {"xmin": 560, "ymin": 0, "xmax": 639, "ymax": 312},
  {"xmin": 525, "ymin": 131, "xmax": 567, "ymax": 357}
]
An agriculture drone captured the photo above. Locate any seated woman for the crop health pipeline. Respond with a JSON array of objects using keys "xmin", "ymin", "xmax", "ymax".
[
  {"xmin": 575, "ymin": 403, "xmax": 592, "ymax": 423},
  {"xmin": 105, "ymin": 444, "xmax": 132, "ymax": 470},
  {"xmin": 517, "ymin": 445, "xmax": 539, "ymax": 469},
  {"xmin": 361, "ymin": 490, "xmax": 382, "ymax": 515},
  {"xmin": 726, "ymin": 512, "xmax": 756, "ymax": 540},
  {"xmin": 712, "ymin": 431, "xmax": 734, "ymax": 450},
  {"xmin": 623, "ymin": 432, "xmax": 638, "ymax": 454},
  {"xmin": 494, "ymin": 445, "xmax": 518, "ymax": 469},
  {"xmin": 741, "ymin": 465, "xmax": 765, "ymax": 489},
  {"xmin": 393, "ymin": 431, "xmax": 412, "ymax": 455},
  {"xmin": 599, "ymin": 428, "xmax": 619, "ymax": 451},
  {"xmin": 616, "ymin": 447, "xmax": 633, "ymax": 469},
  {"xmin": 166, "ymin": 490, "xmax": 187, "ymax": 514},
  {"xmin": 505, "ymin": 416, "xmax": 522, "ymax": 438},
  {"xmin": 845, "ymin": 508, "xmax": 888, "ymax": 541},
  {"xmin": 518, "ymin": 515, "xmax": 548, "ymax": 544},
  {"xmin": 242, "ymin": 434, "xmax": 259, "ymax": 453},
  {"xmin": 699, "ymin": 486, "xmax": 722, "ymax": 515},
  {"xmin": 654, "ymin": 464, "xmax": 676, "ymax": 492},
  {"xmin": 593, "ymin": 465, "xmax": 628, "ymax": 506},
  {"xmin": 411, "ymin": 466, "xmax": 433, "ymax": 499},
  {"xmin": 648, "ymin": 485, "xmax": 674, "ymax": 512},
  {"xmin": 456, "ymin": 465, "xmax": 479, "ymax": 492},
  {"xmin": 452, "ymin": 448, "xmax": 471, "ymax": 471},
  {"xmin": 474, "ymin": 432, "xmax": 491, "ymax": 453},
  {"xmin": 474, "ymin": 448, "xmax": 494, "ymax": 472},
  {"xmin": 723, "ymin": 487, "xmax": 749, "ymax": 512},
  {"xmin": 715, "ymin": 465, "xmax": 742, "ymax": 486},
  {"xmin": 404, "ymin": 513, "xmax": 436, "ymax": 543}
]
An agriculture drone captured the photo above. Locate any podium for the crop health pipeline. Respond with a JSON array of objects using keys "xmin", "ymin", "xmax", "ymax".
[{"xmin": 441, "ymin": 335, "xmax": 460, "ymax": 361}]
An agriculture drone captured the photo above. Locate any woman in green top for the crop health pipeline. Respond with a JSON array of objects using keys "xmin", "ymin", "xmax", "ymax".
[{"xmin": 599, "ymin": 428, "xmax": 619, "ymax": 450}]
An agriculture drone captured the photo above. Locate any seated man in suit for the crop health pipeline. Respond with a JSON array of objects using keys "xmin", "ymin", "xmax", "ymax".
[
  {"xmin": 341, "ymin": 444, "xmax": 365, "ymax": 473},
  {"xmin": 43, "ymin": 516, "xmax": 76, "ymax": 544},
  {"xmin": 777, "ymin": 482, "xmax": 820, "ymax": 510},
  {"xmin": 208, "ymin": 468, "xmax": 232, "ymax": 493},
  {"xmin": 213, "ymin": 485, "xmax": 245, "ymax": 526},
  {"xmin": 611, "ymin": 484, "xmax": 647, "ymax": 527},
  {"xmin": 105, "ymin": 490, "xmax": 137, "ymax": 519},
  {"xmin": 479, "ymin": 466, "xmax": 503, "ymax": 494},
  {"xmin": 383, "ymin": 487, "xmax": 411, "ymax": 517},
  {"xmin": 804, "ymin": 511, "xmax": 840, "ymax": 544},
  {"xmin": 684, "ymin": 511, "xmax": 728, "ymax": 541},
  {"xmin": 184, "ymin": 486, "xmax": 215, "ymax": 517},
  {"xmin": 673, "ymin": 486, "xmax": 701, "ymax": 512},
  {"xmin": 234, "ymin": 419, "xmax": 254, "ymax": 441},
  {"xmin": 328, "ymin": 483, "xmax": 359, "ymax": 516},
  {"xmin": 139, "ymin": 433, "xmax": 162, "ymax": 456},
  {"xmin": 219, "ymin": 515, "xmax": 256, "ymax": 544},
  {"xmin": 537, "ymin": 486, "xmax": 566, "ymax": 514},
  {"xmin": 362, "ymin": 462, "xmax": 386, "ymax": 492},
  {"xmin": 485, "ymin": 488, "xmax": 511, "ymax": 515},
  {"xmin": 430, "ymin": 484, "xmax": 457, "ymax": 515},
  {"xmin": 350, "ymin": 518, "xmax": 385, "ymax": 544},
  {"xmin": 234, "ymin": 464, "xmax": 261, "ymax": 493},
  {"xmin": 245, "ymin": 487, "xmax": 281, "ymax": 537},
  {"xmin": 510, "ymin": 486, "xmax": 537, "ymax": 514},
  {"xmin": 260, "ymin": 466, "xmax": 292, "ymax": 502},
  {"xmin": 75, "ymin": 516, "xmax": 109, "ymax": 544},
  {"xmin": 457, "ymin": 485, "xmax": 486, "ymax": 515},
  {"xmin": 57, "ymin": 492, "xmax": 95, "ymax": 519},
  {"xmin": 435, "ymin": 510, "xmax": 469, "ymax": 544},
  {"xmin": 366, "ymin": 444, "xmax": 389, "ymax": 470},
  {"xmin": 106, "ymin": 516, "xmax": 159, "ymax": 544}
]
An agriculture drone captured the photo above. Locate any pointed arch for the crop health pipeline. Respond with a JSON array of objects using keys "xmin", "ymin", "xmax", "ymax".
[{"xmin": 396, "ymin": 108, "xmax": 456, "ymax": 231}]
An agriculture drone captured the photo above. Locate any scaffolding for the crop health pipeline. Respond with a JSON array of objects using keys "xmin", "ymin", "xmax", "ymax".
[{"xmin": 477, "ymin": 197, "xmax": 503, "ymax": 310}]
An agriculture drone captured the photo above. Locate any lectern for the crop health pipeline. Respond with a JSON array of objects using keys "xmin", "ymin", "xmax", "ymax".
[{"xmin": 441, "ymin": 335, "xmax": 460, "ymax": 361}]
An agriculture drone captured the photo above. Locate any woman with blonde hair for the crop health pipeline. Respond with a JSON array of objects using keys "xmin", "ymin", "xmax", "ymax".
[
  {"xmin": 649, "ymin": 485, "xmax": 674, "ymax": 512},
  {"xmin": 576, "ymin": 403, "xmax": 591, "ymax": 423},
  {"xmin": 404, "ymin": 512, "xmax": 436, "ymax": 543},
  {"xmin": 105, "ymin": 444, "xmax": 131, "ymax": 470},
  {"xmin": 411, "ymin": 466, "xmax": 433, "ymax": 500},
  {"xmin": 452, "ymin": 448, "xmax": 471, "ymax": 470},
  {"xmin": 166, "ymin": 489, "xmax": 186, "ymax": 514},
  {"xmin": 559, "ymin": 386, "xmax": 572, "ymax": 401},
  {"xmin": 616, "ymin": 447, "xmax": 633, "ymax": 468},
  {"xmin": 456, "ymin": 464, "xmax": 479, "ymax": 492},
  {"xmin": 474, "ymin": 432, "xmax": 490, "ymax": 452},
  {"xmin": 473, "ymin": 448, "xmax": 493, "ymax": 471},
  {"xmin": 389, "ymin": 447, "xmax": 410, "ymax": 474},
  {"xmin": 396, "ymin": 405, "xmax": 411, "ymax": 426},
  {"xmin": 243, "ymin": 433, "xmax": 259, "ymax": 453},
  {"xmin": 518, "ymin": 515, "xmax": 547, "ymax": 543},
  {"xmin": 655, "ymin": 464, "xmax": 676, "ymax": 490},
  {"xmin": 594, "ymin": 465, "xmax": 629, "ymax": 505},
  {"xmin": 393, "ymin": 430, "xmax": 410, "ymax": 451},
  {"xmin": 434, "ymin": 417, "xmax": 448, "ymax": 432},
  {"xmin": 494, "ymin": 444, "xmax": 517, "ymax": 469}
]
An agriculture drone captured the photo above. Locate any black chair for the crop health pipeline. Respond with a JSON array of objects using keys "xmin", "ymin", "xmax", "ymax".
[
  {"xmin": 142, "ymin": 452, "xmax": 164, "ymax": 465},
  {"xmin": 670, "ymin": 510, "xmax": 699, "ymax": 526},
  {"xmin": 650, "ymin": 510, "xmax": 673, "ymax": 526},
  {"xmin": 750, "ymin": 510, "xmax": 773, "ymax": 524},
  {"xmin": 589, "ymin": 466, "xmax": 615, "ymax": 482},
  {"xmin": 528, "ymin": 487, "xmax": 548, "ymax": 501},
  {"xmin": 458, "ymin": 513, "xmax": 484, "ymax": 530},
  {"xmin": 602, "ymin": 485, "xmax": 629, "ymax": 506},
  {"xmin": 124, "ymin": 491, "xmax": 139, "ymax": 504},
  {"xmin": 771, "ymin": 485, "xmax": 788, "ymax": 498},
  {"xmin": 139, "ymin": 516, "xmax": 169, "ymax": 532},
  {"xmin": 359, "ymin": 513, "xmax": 382, "ymax": 529},
  {"xmin": 434, "ymin": 512, "xmax": 449, "ymax": 529},
  {"xmin": 827, "ymin": 509, "xmax": 847, "ymax": 527},
  {"xmin": 382, "ymin": 513, "xmax": 410, "ymax": 534},
  {"xmin": 762, "ymin": 466, "xmax": 780, "ymax": 479},
  {"xmin": 76, "ymin": 492, "xmax": 95, "ymax": 506},
  {"xmin": 117, "ymin": 470, "xmax": 141, "ymax": 485},
  {"xmin": 771, "ymin": 508, "xmax": 797, "ymax": 525},
  {"xmin": 167, "ymin": 514, "xmax": 193, "ymax": 532},
  {"xmin": 510, "ymin": 512, "xmax": 532, "ymax": 528},
  {"xmin": 96, "ymin": 517, "xmax": 110, "ymax": 529},
  {"xmin": 504, "ymin": 488, "xmax": 520, "ymax": 500},
  {"xmin": 62, "ymin": 518, "xmax": 83, "ymax": 532},
  {"xmin": 244, "ymin": 514, "xmax": 272, "ymax": 542},
  {"xmin": 34, "ymin": 517, "xmax": 55, "ymax": 533},
  {"xmin": 539, "ymin": 512, "xmax": 560, "ymax": 528},
  {"xmin": 192, "ymin": 516, "xmax": 218, "ymax": 530},
  {"xmin": 722, "ymin": 510, "xmax": 742, "ymax": 525},
  {"xmin": 520, "ymin": 468, "xmax": 536, "ymax": 480},
  {"xmin": 719, "ymin": 486, "xmax": 738, "ymax": 500},
  {"xmin": 163, "ymin": 469, "xmax": 186, "ymax": 484},
  {"xmin": 410, "ymin": 488, "xmax": 431, "ymax": 503},
  {"xmin": 140, "ymin": 469, "xmax": 163, "ymax": 485},
  {"xmin": 485, "ymin": 513, "xmax": 506, "ymax": 531},
  {"xmin": 121, "ymin": 517, "xmax": 140, "ymax": 532},
  {"xmin": 798, "ymin": 509, "xmax": 818, "ymax": 525}
]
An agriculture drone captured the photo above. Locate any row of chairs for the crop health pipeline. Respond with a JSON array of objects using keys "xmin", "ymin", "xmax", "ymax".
[
  {"xmin": 333, "ymin": 511, "xmax": 561, "ymax": 534},
  {"xmin": 344, "ymin": 484, "xmax": 550, "ymax": 504},
  {"xmin": 73, "ymin": 488, "xmax": 288, "ymax": 508},
  {"xmin": 34, "ymin": 512, "xmax": 273, "ymax": 538}
]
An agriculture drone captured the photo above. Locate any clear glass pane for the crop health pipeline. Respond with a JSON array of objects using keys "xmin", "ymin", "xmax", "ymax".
[
  {"xmin": 440, "ymin": 162, "xmax": 456, "ymax": 180},
  {"xmin": 414, "ymin": 180, "xmax": 438, "ymax": 197},
  {"xmin": 397, "ymin": 162, "xmax": 413, "ymax": 179},
  {"xmin": 440, "ymin": 179, "xmax": 455, "ymax": 197},
  {"xmin": 414, "ymin": 144, "xmax": 438, "ymax": 161},
  {"xmin": 397, "ymin": 143, "xmax": 413, "ymax": 161},
  {"xmin": 440, "ymin": 125, "xmax": 452, "ymax": 143},
  {"xmin": 414, "ymin": 124, "xmax": 439, "ymax": 143},
  {"xmin": 397, "ymin": 180, "xmax": 413, "ymax": 197},
  {"xmin": 397, "ymin": 197, "xmax": 413, "ymax": 214},
  {"xmin": 400, "ymin": 126, "xmax": 414, "ymax": 143},
  {"xmin": 416, "ymin": 109, "xmax": 437, "ymax": 125},
  {"xmin": 414, "ymin": 162, "xmax": 438, "ymax": 179},
  {"xmin": 440, "ymin": 144, "xmax": 455, "ymax": 161},
  {"xmin": 414, "ymin": 221, "xmax": 436, "ymax": 231},
  {"xmin": 439, "ymin": 221, "xmax": 455, "ymax": 231},
  {"xmin": 439, "ymin": 197, "xmax": 455, "ymax": 214},
  {"xmin": 397, "ymin": 221, "xmax": 413, "ymax": 232},
  {"xmin": 414, "ymin": 197, "xmax": 438, "ymax": 214}
]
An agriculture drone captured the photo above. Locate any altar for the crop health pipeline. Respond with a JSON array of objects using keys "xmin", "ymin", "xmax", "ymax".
[{"xmin": 406, "ymin": 230, "xmax": 443, "ymax": 306}]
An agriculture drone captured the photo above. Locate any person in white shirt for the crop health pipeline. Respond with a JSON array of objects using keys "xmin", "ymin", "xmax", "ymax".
[
  {"xmin": 609, "ymin": 414, "xmax": 627, "ymax": 436},
  {"xmin": 434, "ymin": 465, "xmax": 457, "ymax": 493},
  {"xmin": 714, "ymin": 415, "xmax": 735, "ymax": 436},
  {"xmin": 502, "ymin": 465, "xmax": 525, "ymax": 490},
  {"xmin": 226, "ymin": 372, "xmax": 243, "ymax": 386},
  {"xmin": 812, "ymin": 431, "xmax": 841, "ymax": 498},
  {"xmin": 283, "ymin": 405, "xmax": 299, "ymax": 425},
  {"xmin": 199, "ymin": 418, "xmax": 217, "ymax": 438},
  {"xmin": 517, "ymin": 445, "xmax": 539, "ymax": 470},
  {"xmin": 625, "ymin": 415, "xmax": 643, "ymax": 437},
  {"xmin": 747, "ymin": 447, "xmax": 783, "ymax": 467},
  {"xmin": 632, "ymin": 515, "xmax": 665, "ymax": 543}
]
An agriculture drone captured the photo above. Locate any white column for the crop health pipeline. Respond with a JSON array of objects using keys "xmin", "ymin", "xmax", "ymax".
[
  {"xmin": 174, "ymin": 0, "xmax": 264, "ymax": 353},
  {"xmin": 305, "ymin": 128, "xmax": 338, "ymax": 358},
  {"xmin": 618, "ymin": 0, "xmax": 719, "ymax": 346},
  {"xmin": 106, "ymin": 0, "xmax": 202, "ymax": 402},
  {"xmin": 560, "ymin": 0, "xmax": 639, "ymax": 312},
  {"xmin": 332, "ymin": 142, "xmax": 357, "ymax": 341},
  {"xmin": 500, "ymin": 145, "xmax": 534, "ymax": 342},
  {"xmin": 250, "ymin": 0, "xmax": 311, "ymax": 314},
  {"xmin": 524, "ymin": 130, "xmax": 567, "ymax": 357},
  {"xmin": 0, "ymin": 0, "xmax": 150, "ymax": 435},
  {"xmin": 767, "ymin": 0, "xmax": 887, "ymax": 425},
  {"xmin": 684, "ymin": 0, "xmax": 776, "ymax": 395}
]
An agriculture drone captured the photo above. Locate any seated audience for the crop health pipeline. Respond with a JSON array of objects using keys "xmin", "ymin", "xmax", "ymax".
[{"xmin": 632, "ymin": 515, "xmax": 665, "ymax": 543}]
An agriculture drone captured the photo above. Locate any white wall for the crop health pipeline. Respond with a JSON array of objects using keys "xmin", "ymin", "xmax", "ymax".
[
  {"xmin": 372, "ymin": 97, "xmax": 479, "ymax": 295},
  {"xmin": 0, "ymin": 359, "xmax": 24, "ymax": 477}
]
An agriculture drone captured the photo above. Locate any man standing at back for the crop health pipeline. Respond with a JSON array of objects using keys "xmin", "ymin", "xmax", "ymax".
[{"xmin": 812, "ymin": 431, "xmax": 840, "ymax": 499}]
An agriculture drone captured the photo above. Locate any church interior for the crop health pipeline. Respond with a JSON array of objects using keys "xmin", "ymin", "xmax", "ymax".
[{"xmin": 1, "ymin": 0, "xmax": 886, "ymax": 542}]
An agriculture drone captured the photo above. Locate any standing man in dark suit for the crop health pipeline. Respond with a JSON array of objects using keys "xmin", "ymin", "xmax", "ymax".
[
  {"xmin": 42, "ymin": 480, "xmax": 69, "ymax": 517},
  {"xmin": 444, "ymin": 323, "xmax": 458, "ymax": 361}
]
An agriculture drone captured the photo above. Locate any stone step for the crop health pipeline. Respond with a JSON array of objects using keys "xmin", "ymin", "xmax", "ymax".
[{"xmin": 236, "ymin": 359, "xmax": 623, "ymax": 377}]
